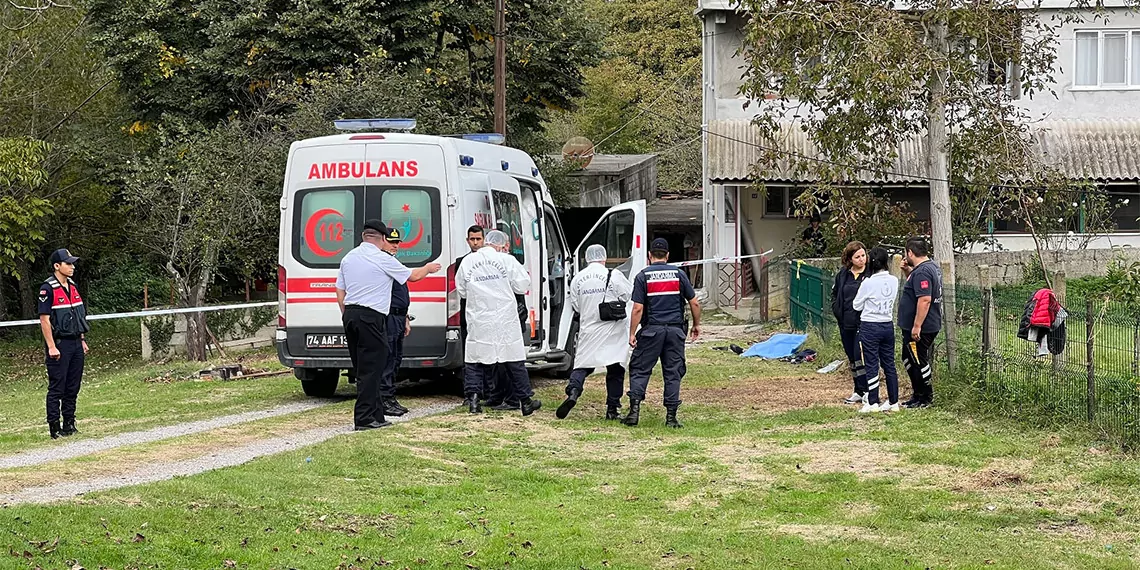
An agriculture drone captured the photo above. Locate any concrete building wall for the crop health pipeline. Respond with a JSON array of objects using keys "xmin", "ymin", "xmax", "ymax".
[
  {"xmin": 1019, "ymin": 7, "xmax": 1140, "ymax": 121},
  {"xmin": 704, "ymin": 5, "xmax": 1140, "ymax": 123}
]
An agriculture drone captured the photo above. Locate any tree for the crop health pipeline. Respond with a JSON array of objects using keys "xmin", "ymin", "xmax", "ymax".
[
  {"xmin": 542, "ymin": 0, "xmax": 701, "ymax": 193},
  {"xmin": 0, "ymin": 138, "xmax": 52, "ymax": 280},
  {"xmin": 85, "ymin": 0, "xmax": 600, "ymax": 139},
  {"xmin": 737, "ymin": 0, "xmax": 1108, "ymax": 363},
  {"xmin": 118, "ymin": 116, "xmax": 282, "ymax": 360},
  {"xmin": 1, "ymin": 2, "xmax": 129, "ymax": 319}
]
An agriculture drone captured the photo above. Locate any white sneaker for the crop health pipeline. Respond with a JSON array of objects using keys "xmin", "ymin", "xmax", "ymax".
[
  {"xmin": 858, "ymin": 403, "xmax": 881, "ymax": 414},
  {"xmin": 880, "ymin": 402, "xmax": 900, "ymax": 412},
  {"xmin": 843, "ymin": 392, "xmax": 863, "ymax": 404}
]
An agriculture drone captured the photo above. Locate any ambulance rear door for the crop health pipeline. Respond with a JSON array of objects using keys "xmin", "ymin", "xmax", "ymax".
[
  {"xmin": 365, "ymin": 142, "xmax": 449, "ymax": 361},
  {"xmin": 488, "ymin": 172, "xmax": 544, "ymax": 350},
  {"xmin": 558, "ymin": 200, "xmax": 648, "ymax": 350},
  {"xmin": 280, "ymin": 143, "xmax": 366, "ymax": 363}
]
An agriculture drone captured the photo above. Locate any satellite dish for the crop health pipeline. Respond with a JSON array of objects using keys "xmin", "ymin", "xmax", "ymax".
[{"xmin": 562, "ymin": 136, "xmax": 595, "ymax": 168}]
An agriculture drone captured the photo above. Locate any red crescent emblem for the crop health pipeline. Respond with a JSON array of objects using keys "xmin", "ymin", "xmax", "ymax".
[{"xmin": 305, "ymin": 208, "xmax": 345, "ymax": 257}]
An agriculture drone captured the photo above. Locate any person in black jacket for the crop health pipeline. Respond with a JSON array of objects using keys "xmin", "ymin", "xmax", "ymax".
[{"xmin": 831, "ymin": 241, "xmax": 869, "ymax": 404}]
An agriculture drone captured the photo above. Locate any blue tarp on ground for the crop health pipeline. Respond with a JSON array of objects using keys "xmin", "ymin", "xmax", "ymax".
[{"xmin": 741, "ymin": 333, "xmax": 809, "ymax": 359}]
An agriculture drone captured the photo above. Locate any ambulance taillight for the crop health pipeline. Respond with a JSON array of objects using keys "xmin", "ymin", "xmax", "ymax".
[
  {"xmin": 277, "ymin": 265, "xmax": 287, "ymax": 328},
  {"xmin": 446, "ymin": 268, "xmax": 461, "ymax": 327}
]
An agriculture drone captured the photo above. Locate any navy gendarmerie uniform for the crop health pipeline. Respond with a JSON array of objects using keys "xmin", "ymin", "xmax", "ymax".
[
  {"xmin": 38, "ymin": 248, "xmax": 90, "ymax": 439},
  {"xmin": 380, "ymin": 227, "xmax": 411, "ymax": 417},
  {"xmin": 624, "ymin": 239, "xmax": 696, "ymax": 427},
  {"xmin": 898, "ymin": 258, "xmax": 943, "ymax": 407}
]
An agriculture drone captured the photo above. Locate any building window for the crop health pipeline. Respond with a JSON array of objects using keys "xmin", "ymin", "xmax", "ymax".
[
  {"xmin": 764, "ymin": 188, "xmax": 786, "ymax": 216},
  {"xmin": 1074, "ymin": 29, "xmax": 1140, "ymax": 88}
]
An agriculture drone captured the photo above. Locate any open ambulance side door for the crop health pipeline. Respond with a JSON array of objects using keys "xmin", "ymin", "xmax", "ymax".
[{"xmin": 555, "ymin": 199, "xmax": 647, "ymax": 352}]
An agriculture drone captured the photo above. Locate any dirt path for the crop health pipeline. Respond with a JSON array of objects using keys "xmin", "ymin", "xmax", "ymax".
[
  {"xmin": 0, "ymin": 402, "xmax": 457, "ymax": 506},
  {"xmin": 0, "ymin": 401, "xmax": 335, "ymax": 470}
]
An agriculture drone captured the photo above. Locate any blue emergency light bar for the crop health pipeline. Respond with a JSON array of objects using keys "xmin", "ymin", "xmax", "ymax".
[
  {"xmin": 445, "ymin": 133, "xmax": 506, "ymax": 145},
  {"xmin": 333, "ymin": 118, "xmax": 417, "ymax": 131}
]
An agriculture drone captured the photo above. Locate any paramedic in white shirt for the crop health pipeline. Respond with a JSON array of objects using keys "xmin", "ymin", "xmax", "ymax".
[
  {"xmin": 336, "ymin": 219, "xmax": 441, "ymax": 431},
  {"xmin": 556, "ymin": 244, "xmax": 633, "ymax": 421},
  {"xmin": 851, "ymin": 246, "xmax": 901, "ymax": 413},
  {"xmin": 456, "ymin": 229, "xmax": 543, "ymax": 416}
]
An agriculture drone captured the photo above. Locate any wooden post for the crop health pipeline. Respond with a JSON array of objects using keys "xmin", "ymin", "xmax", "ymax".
[
  {"xmin": 1132, "ymin": 315, "xmax": 1139, "ymax": 376},
  {"xmin": 1053, "ymin": 271, "xmax": 1066, "ymax": 372},
  {"xmin": 245, "ymin": 278, "xmax": 251, "ymax": 302},
  {"xmin": 940, "ymin": 260, "xmax": 957, "ymax": 372},
  {"xmin": 493, "ymin": 0, "xmax": 507, "ymax": 137},
  {"xmin": 978, "ymin": 264, "xmax": 996, "ymax": 356},
  {"xmin": 144, "ymin": 283, "xmax": 149, "ymax": 309},
  {"xmin": 1086, "ymin": 297, "xmax": 1096, "ymax": 423}
]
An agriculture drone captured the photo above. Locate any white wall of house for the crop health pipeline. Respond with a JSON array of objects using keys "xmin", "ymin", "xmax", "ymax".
[
  {"xmin": 699, "ymin": 0, "xmax": 1140, "ymax": 305},
  {"xmin": 1020, "ymin": 5, "xmax": 1140, "ymax": 120}
]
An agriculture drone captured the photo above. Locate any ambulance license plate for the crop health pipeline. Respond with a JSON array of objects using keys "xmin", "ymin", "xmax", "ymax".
[{"xmin": 306, "ymin": 334, "xmax": 347, "ymax": 349}]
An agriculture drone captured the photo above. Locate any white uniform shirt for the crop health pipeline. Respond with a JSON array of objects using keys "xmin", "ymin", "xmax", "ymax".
[
  {"xmin": 853, "ymin": 270, "xmax": 899, "ymax": 323},
  {"xmin": 336, "ymin": 242, "xmax": 412, "ymax": 314},
  {"xmin": 569, "ymin": 263, "xmax": 633, "ymax": 368}
]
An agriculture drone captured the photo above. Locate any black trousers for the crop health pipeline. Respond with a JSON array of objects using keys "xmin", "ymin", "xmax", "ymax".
[
  {"xmin": 568, "ymin": 364, "xmax": 625, "ymax": 408},
  {"xmin": 380, "ymin": 314, "xmax": 406, "ymax": 400},
  {"xmin": 46, "ymin": 337, "xmax": 84, "ymax": 424},
  {"xmin": 486, "ymin": 364, "xmax": 520, "ymax": 405},
  {"xmin": 839, "ymin": 327, "xmax": 867, "ymax": 396},
  {"xmin": 902, "ymin": 330, "xmax": 939, "ymax": 403},
  {"xmin": 343, "ymin": 306, "xmax": 389, "ymax": 425},
  {"xmin": 627, "ymin": 325, "xmax": 686, "ymax": 408},
  {"xmin": 464, "ymin": 361, "xmax": 534, "ymax": 402}
]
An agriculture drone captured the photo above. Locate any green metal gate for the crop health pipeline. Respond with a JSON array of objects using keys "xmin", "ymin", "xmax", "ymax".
[{"xmin": 789, "ymin": 261, "xmax": 832, "ymax": 337}]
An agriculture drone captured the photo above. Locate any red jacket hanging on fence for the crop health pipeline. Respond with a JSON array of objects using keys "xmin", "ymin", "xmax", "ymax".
[{"xmin": 1029, "ymin": 288, "xmax": 1058, "ymax": 327}]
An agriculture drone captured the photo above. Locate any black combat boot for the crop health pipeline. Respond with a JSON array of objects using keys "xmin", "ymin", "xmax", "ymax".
[
  {"xmin": 555, "ymin": 387, "xmax": 582, "ymax": 419},
  {"xmin": 520, "ymin": 397, "xmax": 542, "ymax": 416},
  {"xmin": 605, "ymin": 405, "xmax": 621, "ymax": 420},
  {"xmin": 467, "ymin": 394, "xmax": 483, "ymax": 414},
  {"xmin": 621, "ymin": 399, "xmax": 641, "ymax": 426},
  {"xmin": 61, "ymin": 418, "xmax": 78, "ymax": 436},
  {"xmin": 382, "ymin": 400, "xmax": 407, "ymax": 417},
  {"xmin": 665, "ymin": 407, "xmax": 683, "ymax": 429},
  {"xmin": 49, "ymin": 421, "xmax": 62, "ymax": 440}
]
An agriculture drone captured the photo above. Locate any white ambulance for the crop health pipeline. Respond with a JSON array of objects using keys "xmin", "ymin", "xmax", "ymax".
[{"xmin": 276, "ymin": 120, "xmax": 648, "ymax": 397}]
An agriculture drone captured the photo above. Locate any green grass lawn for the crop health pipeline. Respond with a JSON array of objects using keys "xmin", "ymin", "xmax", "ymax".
[
  {"xmin": 3, "ymin": 339, "xmax": 1139, "ymax": 569},
  {"xmin": 0, "ymin": 322, "xmax": 307, "ymax": 456}
]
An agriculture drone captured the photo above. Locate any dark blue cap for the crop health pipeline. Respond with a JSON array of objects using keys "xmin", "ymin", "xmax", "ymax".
[{"xmin": 650, "ymin": 238, "xmax": 670, "ymax": 252}]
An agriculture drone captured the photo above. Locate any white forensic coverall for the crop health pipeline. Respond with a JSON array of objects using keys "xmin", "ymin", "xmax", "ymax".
[
  {"xmin": 456, "ymin": 246, "xmax": 531, "ymax": 364},
  {"xmin": 569, "ymin": 263, "xmax": 633, "ymax": 368}
]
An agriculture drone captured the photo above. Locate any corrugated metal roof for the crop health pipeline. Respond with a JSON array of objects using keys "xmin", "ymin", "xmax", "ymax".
[
  {"xmin": 1033, "ymin": 119, "xmax": 1140, "ymax": 181},
  {"xmin": 709, "ymin": 118, "xmax": 1140, "ymax": 183},
  {"xmin": 646, "ymin": 197, "xmax": 703, "ymax": 225},
  {"xmin": 708, "ymin": 119, "xmax": 930, "ymax": 183}
]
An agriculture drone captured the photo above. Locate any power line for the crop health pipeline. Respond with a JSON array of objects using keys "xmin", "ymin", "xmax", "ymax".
[{"xmin": 591, "ymin": 58, "xmax": 702, "ymax": 153}]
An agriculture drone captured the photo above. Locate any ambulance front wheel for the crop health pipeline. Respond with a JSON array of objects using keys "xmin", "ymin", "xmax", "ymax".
[{"xmin": 296, "ymin": 368, "xmax": 340, "ymax": 397}]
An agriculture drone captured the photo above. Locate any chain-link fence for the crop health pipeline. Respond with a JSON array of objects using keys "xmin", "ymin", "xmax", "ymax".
[{"xmin": 786, "ymin": 260, "xmax": 1140, "ymax": 447}]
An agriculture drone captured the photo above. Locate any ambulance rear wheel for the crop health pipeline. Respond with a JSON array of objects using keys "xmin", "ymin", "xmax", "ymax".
[{"xmin": 297, "ymin": 368, "xmax": 340, "ymax": 397}]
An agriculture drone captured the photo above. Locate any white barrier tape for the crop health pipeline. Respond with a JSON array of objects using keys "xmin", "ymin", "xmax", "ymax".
[
  {"xmin": 0, "ymin": 301, "xmax": 277, "ymax": 329},
  {"xmin": 669, "ymin": 250, "xmax": 774, "ymax": 268}
]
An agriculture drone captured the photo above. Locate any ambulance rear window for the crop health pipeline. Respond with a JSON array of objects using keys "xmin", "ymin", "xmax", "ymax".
[
  {"xmin": 294, "ymin": 188, "xmax": 360, "ymax": 268},
  {"xmin": 373, "ymin": 186, "xmax": 441, "ymax": 267}
]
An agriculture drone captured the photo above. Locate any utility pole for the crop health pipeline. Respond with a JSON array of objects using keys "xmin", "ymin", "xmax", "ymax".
[{"xmin": 494, "ymin": 0, "xmax": 507, "ymax": 137}]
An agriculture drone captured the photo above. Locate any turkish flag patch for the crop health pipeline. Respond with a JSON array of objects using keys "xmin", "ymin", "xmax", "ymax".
[
  {"xmin": 920, "ymin": 280, "xmax": 930, "ymax": 289},
  {"xmin": 38, "ymin": 291, "xmax": 49, "ymax": 303}
]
